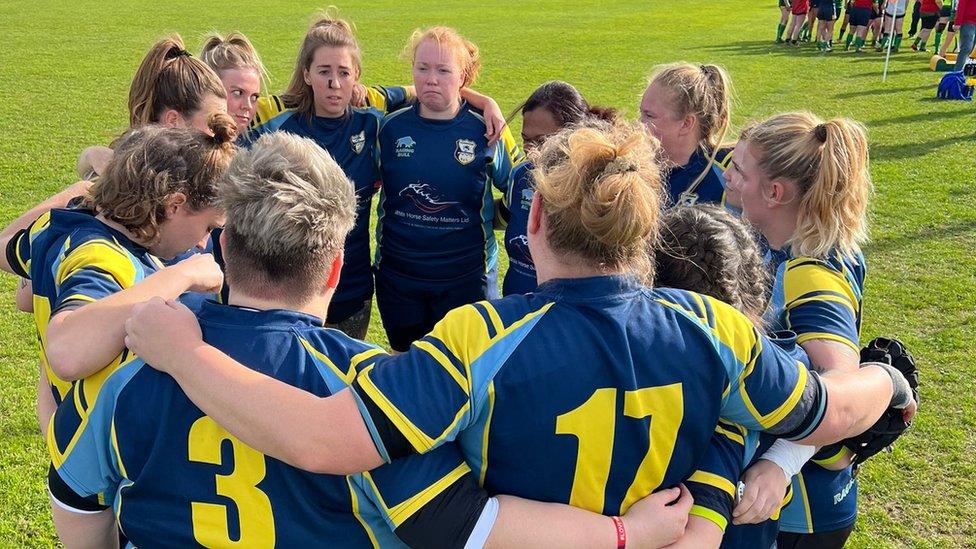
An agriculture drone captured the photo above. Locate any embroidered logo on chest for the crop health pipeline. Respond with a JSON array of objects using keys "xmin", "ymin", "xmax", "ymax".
[
  {"xmin": 396, "ymin": 136, "xmax": 416, "ymax": 158},
  {"xmin": 350, "ymin": 131, "xmax": 366, "ymax": 154},
  {"xmin": 455, "ymin": 139, "xmax": 477, "ymax": 165}
]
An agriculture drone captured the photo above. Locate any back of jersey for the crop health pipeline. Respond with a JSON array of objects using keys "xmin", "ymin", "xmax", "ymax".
[
  {"xmin": 49, "ymin": 303, "xmax": 401, "ymax": 547},
  {"xmin": 470, "ymin": 279, "xmax": 733, "ymax": 515}
]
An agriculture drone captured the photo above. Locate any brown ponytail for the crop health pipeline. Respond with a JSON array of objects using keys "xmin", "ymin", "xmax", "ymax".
[{"xmin": 128, "ymin": 35, "xmax": 227, "ymax": 127}]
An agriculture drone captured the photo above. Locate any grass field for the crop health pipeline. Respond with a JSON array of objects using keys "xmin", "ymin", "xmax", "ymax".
[{"xmin": 1, "ymin": 0, "xmax": 974, "ymax": 546}]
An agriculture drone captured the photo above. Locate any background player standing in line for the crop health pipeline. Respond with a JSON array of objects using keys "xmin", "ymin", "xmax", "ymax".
[
  {"xmin": 199, "ymin": 31, "xmax": 268, "ymax": 135},
  {"xmin": 845, "ymin": 0, "xmax": 878, "ymax": 51},
  {"xmin": 47, "ymin": 131, "xmax": 691, "ymax": 549},
  {"xmin": 639, "ymin": 63, "xmax": 734, "ymax": 208},
  {"xmin": 725, "ymin": 112, "xmax": 875, "ymax": 548},
  {"xmin": 497, "ymin": 80, "xmax": 617, "ymax": 296},
  {"xmin": 913, "ymin": 0, "xmax": 944, "ymax": 50},
  {"xmin": 373, "ymin": 26, "xmax": 522, "ymax": 352},
  {"xmin": 788, "ymin": 0, "xmax": 813, "ymax": 44},
  {"xmin": 779, "ymin": 0, "xmax": 795, "ymax": 42}
]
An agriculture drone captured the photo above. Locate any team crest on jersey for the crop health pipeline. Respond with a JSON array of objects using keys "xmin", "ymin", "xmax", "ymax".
[
  {"xmin": 676, "ymin": 190, "xmax": 699, "ymax": 206},
  {"xmin": 508, "ymin": 234, "xmax": 532, "ymax": 259},
  {"xmin": 455, "ymin": 139, "xmax": 476, "ymax": 165},
  {"xmin": 396, "ymin": 136, "xmax": 416, "ymax": 158},
  {"xmin": 520, "ymin": 188, "xmax": 534, "ymax": 210},
  {"xmin": 350, "ymin": 131, "xmax": 366, "ymax": 154}
]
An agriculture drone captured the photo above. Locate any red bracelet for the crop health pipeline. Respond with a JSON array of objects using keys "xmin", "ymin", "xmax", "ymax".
[{"xmin": 611, "ymin": 516, "xmax": 626, "ymax": 549}]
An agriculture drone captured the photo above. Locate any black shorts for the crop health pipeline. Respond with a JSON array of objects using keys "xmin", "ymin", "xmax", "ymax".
[
  {"xmin": 851, "ymin": 6, "xmax": 873, "ymax": 25},
  {"xmin": 921, "ymin": 12, "xmax": 939, "ymax": 28},
  {"xmin": 818, "ymin": 5, "xmax": 838, "ymax": 20},
  {"xmin": 375, "ymin": 266, "xmax": 497, "ymax": 352},
  {"xmin": 780, "ymin": 0, "xmax": 790, "ymax": 7},
  {"xmin": 778, "ymin": 524, "xmax": 855, "ymax": 549},
  {"xmin": 941, "ymin": 5, "xmax": 953, "ymax": 17}
]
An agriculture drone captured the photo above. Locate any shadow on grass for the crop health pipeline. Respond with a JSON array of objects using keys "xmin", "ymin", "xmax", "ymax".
[
  {"xmin": 834, "ymin": 84, "xmax": 931, "ymax": 99},
  {"xmin": 865, "ymin": 219, "xmax": 976, "ymax": 255},
  {"xmin": 867, "ymin": 107, "xmax": 971, "ymax": 127},
  {"xmin": 871, "ymin": 134, "xmax": 974, "ymax": 160},
  {"xmin": 687, "ymin": 40, "xmax": 838, "ymax": 57}
]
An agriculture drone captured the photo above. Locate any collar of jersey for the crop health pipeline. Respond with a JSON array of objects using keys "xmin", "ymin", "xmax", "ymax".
[
  {"xmin": 52, "ymin": 207, "xmax": 151, "ymax": 256},
  {"xmin": 534, "ymin": 274, "xmax": 644, "ymax": 301},
  {"xmin": 197, "ymin": 299, "xmax": 325, "ymax": 330},
  {"xmin": 309, "ymin": 108, "xmax": 353, "ymax": 129},
  {"xmin": 410, "ymin": 100, "xmax": 471, "ymax": 128}
]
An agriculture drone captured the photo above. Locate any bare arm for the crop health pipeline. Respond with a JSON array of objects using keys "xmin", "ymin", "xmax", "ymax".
[
  {"xmin": 45, "ymin": 254, "xmax": 222, "ymax": 381},
  {"xmin": 488, "ymin": 486, "xmax": 692, "ymax": 549},
  {"xmin": 803, "ymin": 338, "xmax": 859, "ymax": 374},
  {"xmin": 0, "ymin": 180, "xmax": 93, "ymax": 275},
  {"xmin": 661, "ymin": 515, "xmax": 723, "ymax": 549},
  {"xmin": 460, "ymin": 88, "xmax": 506, "ymax": 145},
  {"xmin": 36, "ymin": 363, "xmax": 56, "ymax": 436},
  {"xmin": 15, "ymin": 279, "xmax": 32, "ymax": 312},
  {"xmin": 76, "ymin": 146, "xmax": 114, "ymax": 180},
  {"xmin": 49, "ymin": 498, "xmax": 118, "ymax": 549}
]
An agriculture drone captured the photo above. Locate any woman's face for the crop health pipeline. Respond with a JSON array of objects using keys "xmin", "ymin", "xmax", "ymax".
[
  {"xmin": 725, "ymin": 140, "xmax": 773, "ymax": 230},
  {"xmin": 413, "ymin": 39, "xmax": 464, "ymax": 114},
  {"xmin": 639, "ymin": 83, "xmax": 686, "ymax": 162},
  {"xmin": 221, "ymin": 68, "xmax": 262, "ymax": 132},
  {"xmin": 522, "ymin": 107, "xmax": 562, "ymax": 152},
  {"xmin": 182, "ymin": 93, "xmax": 228, "ymax": 134},
  {"xmin": 152, "ymin": 203, "xmax": 224, "ymax": 260},
  {"xmin": 304, "ymin": 46, "xmax": 358, "ymax": 118}
]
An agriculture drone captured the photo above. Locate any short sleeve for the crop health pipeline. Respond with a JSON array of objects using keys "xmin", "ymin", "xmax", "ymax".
[
  {"xmin": 366, "ymin": 86, "xmax": 413, "ymax": 114},
  {"xmin": 488, "ymin": 126, "xmax": 524, "ymax": 194},
  {"xmin": 5, "ymin": 211, "xmax": 51, "ymax": 278},
  {"xmin": 52, "ymin": 238, "xmax": 138, "ymax": 315},
  {"xmin": 686, "ymin": 421, "xmax": 748, "ymax": 532},
  {"xmin": 781, "ymin": 260, "xmax": 861, "ymax": 352}
]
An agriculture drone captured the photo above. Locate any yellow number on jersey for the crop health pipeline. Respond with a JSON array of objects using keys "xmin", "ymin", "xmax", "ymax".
[
  {"xmin": 555, "ymin": 384, "xmax": 684, "ymax": 514},
  {"xmin": 187, "ymin": 416, "xmax": 275, "ymax": 548}
]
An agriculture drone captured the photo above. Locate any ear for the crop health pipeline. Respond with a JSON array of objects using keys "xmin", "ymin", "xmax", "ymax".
[
  {"xmin": 218, "ymin": 228, "xmax": 228, "ymax": 249},
  {"xmin": 165, "ymin": 193, "xmax": 188, "ymax": 216},
  {"xmin": 325, "ymin": 250, "xmax": 344, "ymax": 291},
  {"xmin": 527, "ymin": 193, "xmax": 544, "ymax": 236},
  {"xmin": 303, "ymin": 68, "xmax": 312, "ymax": 87},
  {"xmin": 765, "ymin": 179, "xmax": 792, "ymax": 207},
  {"xmin": 680, "ymin": 113, "xmax": 698, "ymax": 137},
  {"xmin": 161, "ymin": 109, "xmax": 184, "ymax": 127}
]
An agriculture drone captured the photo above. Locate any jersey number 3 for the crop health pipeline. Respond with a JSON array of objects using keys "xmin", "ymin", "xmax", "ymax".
[
  {"xmin": 556, "ymin": 384, "xmax": 684, "ymax": 514},
  {"xmin": 188, "ymin": 416, "xmax": 275, "ymax": 547}
]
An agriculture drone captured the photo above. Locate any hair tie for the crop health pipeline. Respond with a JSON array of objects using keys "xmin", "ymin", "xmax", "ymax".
[
  {"xmin": 603, "ymin": 157, "xmax": 638, "ymax": 177},
  {"xmin": 166, "ymin": 47, "xmax": 192, "ymax": 60},
  {"xmin": 814, "ymin": 123, "xmax": 828, "ymax": 143}
]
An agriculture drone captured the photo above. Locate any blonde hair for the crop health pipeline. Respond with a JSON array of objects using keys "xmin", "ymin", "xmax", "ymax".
[
  {"xmin": 281, "ymin": 13, "xmax": 362, "ymax": 116},
  {"xmin": 531, "ymin": 123, "xmax": 663, "ymax": 281},
  {"xmin": 88, "ymin": 114, "xmax": 238, "ymax": 244},
  {"xmin": 742, "ymin": 112, "xmax": 871, "ymax": 259},
  {"xmin": 405, "ymin": 26, "xmax": 481, "ymax": 87},
  {"xmin": 647, "ymin": 62, "xmax": 733, "ymax": 188},
  {"xmin": 128, "ymin": 35, "xmax": 227, "ymax": 127},
  {"xmin": 219, "ymin": 131, "xmax": 357, "ymax": 301},
  {"xmin": 200, "ymin": 31, "xmax": 269, "ymax": 90}
]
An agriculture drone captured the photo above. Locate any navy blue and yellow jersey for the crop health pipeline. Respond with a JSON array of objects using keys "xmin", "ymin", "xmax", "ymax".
[
  {"xmin": 5, "ymin": 208, "xmax": 163, "ymax": 403},
  {"xmin": 664, "ymin": 146, "xmax": 732, "ymax": 208},
  {"xmin": 766, "ymin": 247, "xmax": 865, "ymax": 534},
  {"xmin": 498, "ymin": 161, "xmax": 537, "ymax": 295},
  {"xmin": 250, "ymin": 86, "xmax": 411, "ymax": 130},
  {"xmin": 47, "ymin": 300, "xmax": 484, "ymax": 548},
  {"xmin": 243, "ymin": 104, "xmax": 391, "ymax": 307},
  {"xmin": 375, "ymin": 101, "xmax": 523, "ymax": 281},
  {"xmin": 350, "ymin": 275, "xmax": 825, "ymax": 532},
  {"xmin": 687, "ymin": 421, "xmax": 749, "ymax": 532}
]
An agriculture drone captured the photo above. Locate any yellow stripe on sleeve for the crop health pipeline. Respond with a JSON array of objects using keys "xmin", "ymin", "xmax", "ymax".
[
  {"xmin": 688, "ymin": 471, "xmax": 736, "ymax": 498},
  {"xmin": 690, "ymin": 504, "xmax": 729, "ymax": 532},
  {"xmin": 54, "ymin": 239, "xmax": 137, "ymax": 289},
  {"xmin": 813, "ymin": 445, "xmax": 854, "ymax": 467},
  {"xmin": 362, "ymin": 463, "xmax": 470, "ymax": 527},
  {"xmin": 795, "ymin": 332, "xmax": 860, "ymax": 354}
]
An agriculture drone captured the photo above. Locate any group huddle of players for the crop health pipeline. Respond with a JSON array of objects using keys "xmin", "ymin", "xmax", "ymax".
[
  {"xmin": 775, "ymin": 0, "xmax": 961, "ymax": 55},
  {"xmin": 0, "ymin": 10, "xmax": 920, "ymax": 549}
]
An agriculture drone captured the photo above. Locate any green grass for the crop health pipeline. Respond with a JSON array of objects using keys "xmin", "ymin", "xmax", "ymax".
[{"xmin": 1, "ymin": 0, "xmax": 973, "ymax": 546}]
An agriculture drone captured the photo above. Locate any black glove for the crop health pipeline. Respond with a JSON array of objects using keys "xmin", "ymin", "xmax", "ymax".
[{"xmin": 842, "ymin": 337, "xmax": 919, "ymax": 467}]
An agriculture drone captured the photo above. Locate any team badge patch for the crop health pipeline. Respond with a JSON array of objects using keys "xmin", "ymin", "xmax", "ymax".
[
  {"xmin": 350, "ymin": 131, "xmax": 366, "ymax": 154},
  {"xmin": 396, "ymin": 136, "xmax": 416, "ymax": 158},
  {"xmin": 455, "ymin": 139, "xmax": 476, "ymax": 165}
]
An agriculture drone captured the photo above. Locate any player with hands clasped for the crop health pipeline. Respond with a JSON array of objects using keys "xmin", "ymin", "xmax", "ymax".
[
  {"xmin": 0, "ymin": 117, "xmax": 233, "ymax": 430},
  {"xmin": 46, "ymin": 131, "xmax": 692, "ymax": 549}
]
